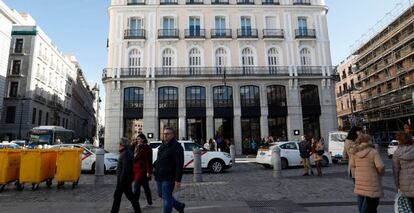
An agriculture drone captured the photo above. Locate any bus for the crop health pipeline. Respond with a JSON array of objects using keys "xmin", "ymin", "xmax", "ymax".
[{"xmin": 28, "ymin": 126, "xmax": 74, "ymax": 146}]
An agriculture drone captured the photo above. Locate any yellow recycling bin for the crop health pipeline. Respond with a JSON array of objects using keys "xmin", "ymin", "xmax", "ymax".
[
  {"xmin": 55, "ymin": 148, "xmax": 82, "ymax": 189},
  {"xmin": 19, "ymin": 149, "xmax": 57, "ymax": 190},
  {"xmin": 0, "ymin": 149, "xmax": 22, "ymax": 192}
]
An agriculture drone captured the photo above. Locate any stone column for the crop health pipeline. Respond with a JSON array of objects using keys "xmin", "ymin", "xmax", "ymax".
[
  {"xmin": 104, "ymin": 83, "xmax": 122, "ymax": 153},
  {"xmin": 319, "ymin": 80, "xmax": 338, "ymax": 145},
  {"xmin": 260, "ymin": 85, "xmax": 269, "ymax": 139},
  {"xmin": 286, "ymin": 81, "xmax": 303, "ymax": 141},
  {"xmin": 206, "ymin": 85, "xmax": 214, "ymax": 142},
  {"xmin": 233, "ymin": 84, "xmax": 242, "ymax": 155},
  {"xmin": 178, "ymin": 84, "xmax": 186, "ymax": 139},
  {"xmin": 143, "ymin": 81, "xmax": 158, "ymax": 140}
]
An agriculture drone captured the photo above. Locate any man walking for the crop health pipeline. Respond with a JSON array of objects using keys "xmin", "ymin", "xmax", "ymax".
[
  {"xmin": 154, "ymin": 127, "xmax": 185, "ymax": 213},
  {"xmin": 111, "ymin": 138, "xmax": 142, "ymax": 213},
  {"xmin": 299, "ymin": 135, "xmax": 314, "ymax": 176}
]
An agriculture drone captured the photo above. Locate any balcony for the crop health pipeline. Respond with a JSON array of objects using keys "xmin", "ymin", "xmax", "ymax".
[
  {"xmin": 295, "ymin": 29, "xmax": 316, "ymax": 39},
  {"xmin": 184, "ymin": 29, "xmax": 206, "ymax": 39},
  {"xmin": 211, "ymin": 0, "xmax": 229, "ymax": 4},
  {"xmin": 262, "ymin": 29, "xmax": 284, "ymax": 39},
  {"xmin": 186, "ymin": 0, "xmax": 204, "ymax": 4},
  {"xmin": 160, "ymin": 0, "xmax": 178, "ymax": 4},
  {"xmin": 124, "ymin": 29, "xmax": 146, "ymax": 39},
  {"xmin": 293, "ymin": 0, "xmax": 311, "ymax": 5},
  {"xmin": 237, "ymin": 0, "xmax": 255, "ymax": 4},
  {"xmin": 153, "ymin": 66, "xmax": 290, "ymax": 77},
  {"xmin": 102, "ymin": 68, "xmax": 147, "ymax": 79},
  {"xmin": 211, "ymin": 29, "xmax": 232, "ymax": 39},
  {"xmin": 296, "ymin": 66, "xmax": 323, "ymax": 76},
  {"xmin": 237, "ymin": 29, "xmax": 258, "ymax": 38},
  {"xmin": 158, "ymin": 29, "xmax": 179, "ymax": 39},
  {"xmin": 127, "ymin": 0, "xmax": 145, "ymax": 5},
  {"xmin": 262, "ymin": 0, "xmax": 279, "ymax": 4}
]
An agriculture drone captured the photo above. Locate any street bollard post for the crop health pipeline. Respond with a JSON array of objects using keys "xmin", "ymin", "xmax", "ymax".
[
  {"xmin": 272, "ymin": 146, "xmax": 282, "ymax": 178},
  {"xmin": 230, "ymin": 144, "xmax": 236, "ymax": 166},
  {"xmin": 193, "ymin": 147, "xmax": 202, "ymax": 182},
  {"xmin": 95, "ymin": 148, "xmax": 105, "ymax": 185}
]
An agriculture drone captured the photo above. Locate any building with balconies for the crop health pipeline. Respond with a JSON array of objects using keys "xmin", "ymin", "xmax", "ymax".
[
  {"xmin": 350, "ymin": 5, "xmax": 414, "ymax": 139},
  {"xmin": 103, "ymin": 0, "xmax": 337, "ymax": 154}
]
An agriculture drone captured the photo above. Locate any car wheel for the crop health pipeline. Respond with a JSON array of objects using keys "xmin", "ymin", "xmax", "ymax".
[
  {"xmin": 262, "ymin": 164, "xmax": 272, "ymax": 169},
  {"xmin": 322, "ymin": 156, "xmax": 329, "ymax": 167},
  {"xmin": 281, "ymin": 158, "xmax": 288, "ymax": 169},
  {"xmin": 209, "ymin": 159, "xmax": 225, "ymax": 173}
]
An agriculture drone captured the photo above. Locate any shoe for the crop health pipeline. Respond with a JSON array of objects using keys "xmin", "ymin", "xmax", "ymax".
[
  {"xmin": 302, "ymin": 173, "xmax": 309, "ymax": 176},
  {"xmin": 178, "ymin": 203, "xmax": 185, "ymax": 213},
  {"xmin": 310, "ymin": 171, "xmax": 314, "ymax": 175}
]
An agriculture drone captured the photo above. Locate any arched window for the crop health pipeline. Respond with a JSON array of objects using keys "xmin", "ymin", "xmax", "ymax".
[
  {"xmin": 240, "ymin": 85, "xmax": 260, "ymax": 107},
  {"xmin": 300, "ymin": 48, "xmax": 311, "ymax": 66},
  {"xmin": 186, "ymin": 86, "xmax": 206, "ymax": 108},
  {"xmin": 213, "ymin": 86, "xmax": 233, "ymax": 107},
  {"xmin": 267, "ymin": 85, "xmax": 286, "ymax": 107},
  {"xmin": 241, "ymin": 48, "xmax": 255, "ymax": 75},
  {"xmin": 189, "ymin": 48, "xmax": 201, "ymax": 75},
  {"xmin": 128, "ymin": 49, "xmax": 142, "ymax": 75},
  {"xmin": 162, "ymin": 48, "xmax": 174, "ymax": 75},
  {"xmin": 158, "ymin": 87, "xmax": 178, "ymax": 108},
  {"xmin": 215, "ymin": 48, "xmax": 227, "ymax": 74},
  {"xmin": 268, "ymin": 48, "xmax": 280, "ymax": 74},
  {"xmin": 124, "ymin": 87, "xmax": 144, "ymax": 108}
]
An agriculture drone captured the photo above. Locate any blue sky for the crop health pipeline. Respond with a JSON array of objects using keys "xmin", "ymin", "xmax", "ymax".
[{"xmin": 2, "ymin": 0, "xmax": 409, "ymax": 107}]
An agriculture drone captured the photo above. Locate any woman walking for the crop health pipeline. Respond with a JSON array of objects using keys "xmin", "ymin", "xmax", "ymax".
[
  {"xmin": 349, "ymin": 134, "xmax": 385, "ymax": 213},
  {"xmin": 133, "ymin": 134, "xmax": 153, "ymax": 208},
  {"xmin": 311, "ymin": 137, "xmax": 325, "ymax": 176},
  {"xmin": 343, "ymin": 126, "xmax": 363, "ymax": 181},
  {"xmin": 392, "ymin": 132, "xmax": 414, "ymax": 211}
]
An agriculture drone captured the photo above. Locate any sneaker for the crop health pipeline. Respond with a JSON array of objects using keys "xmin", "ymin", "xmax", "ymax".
[
  {"xmin": 142, "ymin": 204, "xmax": 153, "ymax": 209},
  {"xmin": 178, "ymin": 203, "xmax": 185, "ymax": 213}
]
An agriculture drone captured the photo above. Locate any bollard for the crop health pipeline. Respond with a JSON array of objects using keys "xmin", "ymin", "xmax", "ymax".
[
  {"xmin": 272, "ymin": 146, "xmax": 282, "ymax": 178},
  {"xmin": 230, "ymin": 144, "xmax": 236, "ymax": 166},
  {"xmin": 95, "ymin": 148, "xmax": 106, "ymax": 185},
  {"xmin": 193, "ymin": 148, "xmax": 202, "ymax": 182}
]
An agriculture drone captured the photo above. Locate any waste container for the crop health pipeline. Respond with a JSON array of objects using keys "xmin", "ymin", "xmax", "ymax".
[
  {"xmin": 55, "ymin": 148, "xmax": 82, "ymax": 189},
  {"xmin": 19, "ymin": 149, "xmax": 57, "ymax": 190},
  {"xmin": 0, "ymin": 149, "xmax": 22, "ymax": 192}
]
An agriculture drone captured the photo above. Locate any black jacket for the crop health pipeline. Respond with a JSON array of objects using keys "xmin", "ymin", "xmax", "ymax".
[
  {"xmin": 299, "ymin": 140, "xmax": 311, "ymax": 158},
  {"xmin": 154, "ymin": 138, "xmax": 184, "ymax": 182},
  {"xmin": 117, "ymin": 147, "xmax": 134, "ymax": 184}
]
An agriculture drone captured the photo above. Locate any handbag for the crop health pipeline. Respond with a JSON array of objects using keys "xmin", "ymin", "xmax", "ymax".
[{"xmin": 395, "ymin": 190, "xmax": 413, "ymax": 213}]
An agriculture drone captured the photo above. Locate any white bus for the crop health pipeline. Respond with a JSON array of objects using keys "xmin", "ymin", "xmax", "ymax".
[
  {"xmin": 328, "ymin": 131, "xmax": 348, "ymax": 162},
  {"xmin": 28, "ymin": 126, "xmax": 74, "ymax": 147}
]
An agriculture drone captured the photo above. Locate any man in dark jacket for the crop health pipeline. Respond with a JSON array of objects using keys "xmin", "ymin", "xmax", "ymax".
[
  {"xmin": 155, "ymin": 127, "xmax": 185, "ymax": 213},
  {"xmin": 299, "ymin": 135, "xmax": 313, "ymax": 176},
  {"xmin": 111, "ymin": 138, "xmax": 142, "ymax": 213}
]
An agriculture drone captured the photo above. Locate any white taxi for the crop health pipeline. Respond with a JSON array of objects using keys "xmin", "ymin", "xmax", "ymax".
[
  {"xmin": 52, "ymin": 144, "xmax": 119, "ymax": 172},
  {"xmin": 150, "ymin": 141, "xmax": 232, "ymax": 173},
  {"xmin": 256, "ymin": 141, "xmax": 332, "ymax": 169}
]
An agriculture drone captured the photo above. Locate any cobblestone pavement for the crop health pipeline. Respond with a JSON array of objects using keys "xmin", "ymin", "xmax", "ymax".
[{"xmin": 0, "ymin": 151, "xmax": 397, "ymax": 213}]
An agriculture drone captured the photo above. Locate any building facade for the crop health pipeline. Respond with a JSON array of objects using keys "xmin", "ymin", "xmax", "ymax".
[
  {"xmin": 335, "ymin": 55, "xmax": 363, "ymax": 130},
  {"xmin": 103, "ymin": 0, "xmax": 337, "ymax": 154},
  {"xmin": 0, "ymin": 10, "xmax": 98, "ymax": 141},
  {"xmin": 350, "ymin": 5, "xmax": 414, "ymax": 141}
]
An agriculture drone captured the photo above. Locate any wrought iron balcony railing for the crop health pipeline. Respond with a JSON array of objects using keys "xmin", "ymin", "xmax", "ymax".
[
  {"xmin": 293, "ymin": 0, "xmax": 311, "ymax": 5},
  {"xmin": 158, "ymin": 29, "xmax": 179, "ymax": 39},
  {"xmin": 124, "ymin": 29, "xmax": 146, "ymax": 39},
  {"xmin": 237, "ymin": 29, "xmax": 258, "ymax": 38},
  {"xmin": 295, "ymin": 29, "xmax": 316, "ymax": 39},
  {"xmin": 262, "ymin": 0, "xmax": 279, "ymax": 4},
  {"xmin": 153, "ymin": 66, "xmax": 290, "ymax": 77},
  {"xmin": 186, "ymin": 0, "xmax": 204, "ymax": 4},
  {"xmin": 127, "ymin": 0, "xmax": 145, "ymax": 5},
  {"xmin": 211, "ymin": 0, "xmax": 229, "ymax": 4},
  {"xmin": 262, "ymin": 29, "xmax": 284, "ymax": 38},
  {"xmin": 184, "ymin": 29, "xmax": 206, "ymax": 38},
  {"xmin": 210, "ymin": 29, "xmax": 232, "ymax": 38},
  {"xmin": 160, "ymin": 0, "xmax": 178, "ymax": 4},
  {"xmin": 237, "ymin": 0, "xmax": 255, "ymax": 4},
  {"xmin": 296, "ymin": 66, "xmax": 323, "ymax": 76}
]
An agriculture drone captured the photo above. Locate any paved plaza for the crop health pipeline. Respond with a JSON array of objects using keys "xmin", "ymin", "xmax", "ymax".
[{"xmin": 0, "ymin": 151, "xmax": 396, "ymax": 213}]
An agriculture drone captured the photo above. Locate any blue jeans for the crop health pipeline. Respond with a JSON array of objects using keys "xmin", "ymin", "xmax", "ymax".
[
  {"xmin": 156, "ymin": 181, "xmax": 184, "ymax": 213},
  {"xmin": 357, "ymin": 195, "xmax": 379, "ymax": 213}
]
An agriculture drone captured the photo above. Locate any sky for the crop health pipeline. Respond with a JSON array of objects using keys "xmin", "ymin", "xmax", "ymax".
[{"xmin": 1, "ymin": 0, "xmax": 411, "ymax": 115}]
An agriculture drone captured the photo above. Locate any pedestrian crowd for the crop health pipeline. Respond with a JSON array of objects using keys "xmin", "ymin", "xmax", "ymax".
[
  {"xmin": 298, "ymin": 135, "xmax": 326, "ymax": 176},
  {"xmin": 341, "ymin": 125, "xmax": 414, "ymax": 213}
]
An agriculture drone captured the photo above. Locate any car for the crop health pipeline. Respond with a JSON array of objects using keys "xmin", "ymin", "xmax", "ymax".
[
  {"xmin": 255, "ymin": 141, "xmax": 332, "ymax": 169},
  {"xmin": 51, "ymin": 144, "xmax": 119, "ymax": 172},
  {"xmin": 0, "ymin": 142, "xmax": 21, "ymax": 149},
  {"xmin": 387, "ymin": 140, "xmax": 398, "ymax": 159},
  {"xmin": 10, "ymin": 140, "xmax": 27, "ymax": 147},
  {"xmin": 150, "ymin": 140, "xmax": 232, "ymax": 173}
]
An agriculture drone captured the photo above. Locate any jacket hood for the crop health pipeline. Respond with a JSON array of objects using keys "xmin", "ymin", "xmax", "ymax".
[
  {"xmin": 394, "ymin": 145, "xmax": 414, "ymax": 161},
  {"xmin": 349, "ymin": 142, "xmax": 375, "ymax": 158}
]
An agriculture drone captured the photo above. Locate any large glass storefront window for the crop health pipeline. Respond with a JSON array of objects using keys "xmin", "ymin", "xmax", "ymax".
[
  {"xmin": 124, "ymin": 119, "xmax": 143, "ymax": 142},
  {"xmin": 159, "ymin": 118, "xmax": 178, "ymax": 140},
  {"xmin": 300, "ymin": 85, "xmax": 321, "ymax": 139},
  {"xmin": 268, "ymin": 117, "xmax": 287, "ymax": 141},
  {"xmin": 240, "ymin": 85, "xmax": 260, "ymax": 107},
  {"xmin": 186, "ymin": 118, "xmax": 206, "ymax": 144},
  {"xmin": 186, "ymin": 86, "xmax": 206, "ymax": 108},
  {"xmin": 241, "ymin": 118, "xmax": 261, "ymax": 155},
  {"xmin": 124, "ymin": 87, "xmax": 144, "ymax": 108},
  {"xmin": 159, "ymin": 87, "xmax": 178, "ymax": 108},
  {"xmin": 214, "ymin": 118, "xmax": 233, "ymax": 140},
  {"xmin": 267, "ymin": 85, "xmax": 286, "ymax": 106},
  {"xmin": 213, "ymin": 86, "xmax": 233, "ymax": 107}
]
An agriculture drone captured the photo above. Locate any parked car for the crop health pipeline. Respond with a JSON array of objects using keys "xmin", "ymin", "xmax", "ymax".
[
  {"xmin": 150, "ymin": 140, "xmax": 232, "ymax": 173},
  {"xmin": 387, "ymin": 140, "xmax": 398, "ymax": 159},
  {"xmin": 51, "ymin": 144, "xmax": 119, "ymax": 172},
  {"xmin": 255, "ymin": 141, "xmax": 332, "ymax": 169},
  {"xmin": 10, "ymin": 140, "xmax": 27, "ymax": 147},
  {"xmin": 0, "ymin": 142, "xmax": 21, "ymax": 149}
]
